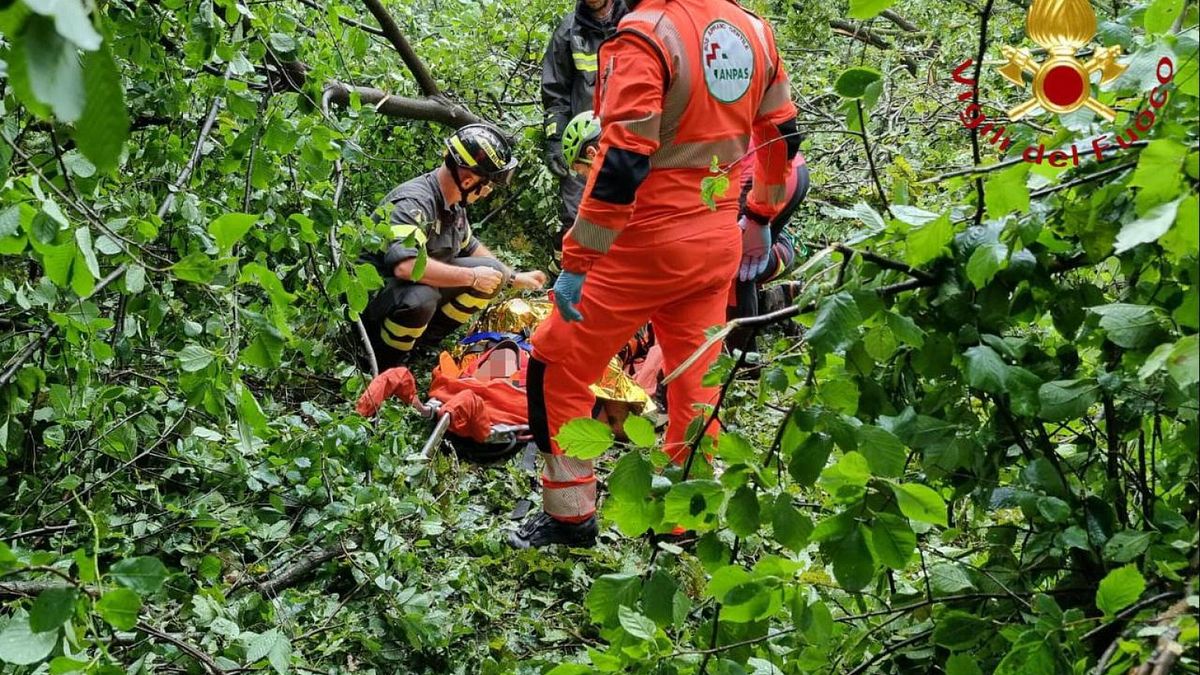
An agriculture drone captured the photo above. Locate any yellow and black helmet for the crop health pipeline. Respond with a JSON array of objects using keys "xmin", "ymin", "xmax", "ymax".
[{"xmin": 444, "ymin": 123, "xmax": 518, "ymax": 185}]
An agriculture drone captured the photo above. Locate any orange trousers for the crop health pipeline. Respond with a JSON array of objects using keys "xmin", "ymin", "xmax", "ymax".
[{"xmin": 529, "ymin": 223, "xmax": 741, "ymax": 522}]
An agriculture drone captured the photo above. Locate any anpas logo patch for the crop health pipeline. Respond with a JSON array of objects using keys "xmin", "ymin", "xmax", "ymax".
[{"xmin": 702, "ymin": 21, "xmax": 754, "ymax": 103}]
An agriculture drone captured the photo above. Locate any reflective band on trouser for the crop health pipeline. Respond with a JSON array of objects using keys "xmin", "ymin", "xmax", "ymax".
[
  {"xmin": 650, "ymin": 135, "xmax": 750, "ymax": 169},
  {"xmin": 571, "ymin": 217, "xmax": 620, "ymax": 254},
  {"xmin": 440, "ymin": 292, "xmax": 491, "ymax": 324},
  {"xmin": 543, "ymin": 453, "xmax": 597, "ymax": 521},
  {"xmin": 572, "ymin": 52, "xmax": 598, "ymax": 72},
  {"xmin": 449, "ymin": 137, "xmax": 478, "ymax": 167},
  {"xmin": 381, "ymin": 318, "xmax": 426, "ymax": 351}
]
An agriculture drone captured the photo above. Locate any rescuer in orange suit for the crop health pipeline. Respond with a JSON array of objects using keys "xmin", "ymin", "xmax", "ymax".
[{"xmin": 511, "ymin": 0, "xmax": 800, "ymax": 549}]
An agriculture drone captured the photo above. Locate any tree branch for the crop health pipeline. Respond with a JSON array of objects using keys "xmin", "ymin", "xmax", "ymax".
[
  {"xmin": 322, "ymin": 82, "xmax": 480, "ymax": 127},
  {"xmin": 970, "ymin": 0, "xmax": 996, "ymax": 229},
  {"xmin": 359, "ymin": 0, "xmax": 440, "ymax": 97},
  {"xmin": 135, "ymin": 622, "xmax": 226, "ymax": 675}
]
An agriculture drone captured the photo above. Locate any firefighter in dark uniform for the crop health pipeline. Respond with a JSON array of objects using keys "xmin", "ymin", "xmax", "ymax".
[
  {"xmin": 540, "ymin": 0, "xmax": 627, "ymax": 271},
  {"xmin": 360, "ymin": 124, "xmax": 547, "ymax": 370}
]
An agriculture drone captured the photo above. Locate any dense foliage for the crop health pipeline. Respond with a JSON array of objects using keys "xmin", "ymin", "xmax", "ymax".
[{"xmin": 1, "ymin": 0, "xmax": 1197, "ymax": 673}]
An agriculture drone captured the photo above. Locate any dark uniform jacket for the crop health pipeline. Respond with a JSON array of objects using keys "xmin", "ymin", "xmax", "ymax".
[
  {"xmin": 540, "ymin": 0, "xmax": 627, "ymax": 153},
  {"xmin": 361, "ymin": 171, "xmax": 481, "ymax": 279}
]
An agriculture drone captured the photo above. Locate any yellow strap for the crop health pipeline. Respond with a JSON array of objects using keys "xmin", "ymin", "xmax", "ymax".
[
  {"xmin": 390, "ymin": 224, "xmax": 428, "ymax": 247},
  {"xmin": 572, "ymin": 52, "xmax": 598, "ymax": 72},
  {"xmin": 454, "ymin": 293, "xmax": 491, "ymax": 310},
  {"xmin": 449, "ymin": 136, "xmax": 478, "ymax": 167},
  {"xmin": 380, "ymin": 330, "xmax": 417, "ymax": 351},
  {"xmin": 441, "ymin": 303, "xmax": 473, "ymax": 323},
  {"xmin": 383, "ymin": 318, "xmax": 426, "ymax": 339}
]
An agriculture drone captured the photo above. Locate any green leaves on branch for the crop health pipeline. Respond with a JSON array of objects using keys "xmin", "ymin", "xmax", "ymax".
[
  {"xmin": 834, "ymin": 67, "xmax": 882, "ymax": 98},
  {"xmin": 556, "ymin": 418, "xmax": 614, "ymax": 459},
  {"xmin": 1096, "ymin": 565, "xmax": 1146, "ymax": 617},
  {"xmin": 1, "ymin": 2, "xmax": 129, "ymax": 171}
]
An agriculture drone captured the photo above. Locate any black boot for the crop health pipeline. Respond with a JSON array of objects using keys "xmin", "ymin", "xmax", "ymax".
[{"xmin": 508, "ymin": 511, "xmax": 598, "ymax": 549}]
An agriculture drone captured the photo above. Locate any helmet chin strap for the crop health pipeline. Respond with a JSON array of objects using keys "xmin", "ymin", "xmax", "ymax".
[{"xmin": 449, "ymin": 164, "xmax": 487, "ymax": 204}]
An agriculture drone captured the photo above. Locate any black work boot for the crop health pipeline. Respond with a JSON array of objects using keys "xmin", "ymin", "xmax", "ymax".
[{"xmin": 508, "ymin": 511, "xmax": 598, "ymax": 549}]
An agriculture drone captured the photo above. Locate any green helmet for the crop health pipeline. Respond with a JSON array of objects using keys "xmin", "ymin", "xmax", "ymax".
[{"xmin": 561, "ymin": 111, "xmax": 601, "ymax": 166}]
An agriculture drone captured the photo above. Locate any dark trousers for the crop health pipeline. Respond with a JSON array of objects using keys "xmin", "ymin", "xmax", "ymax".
[
  {"xmin": 551, "ymin": 173, "xmax": 587, "ymax": 270},
  {"xmin": 362, "ymin": 257, "xmax": 507, "ymax": 370}
]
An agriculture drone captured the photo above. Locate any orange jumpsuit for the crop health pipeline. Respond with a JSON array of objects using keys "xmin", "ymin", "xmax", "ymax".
[{"xmin": 528, "ymin": 0, "xmax": 799, "ymax": 523}]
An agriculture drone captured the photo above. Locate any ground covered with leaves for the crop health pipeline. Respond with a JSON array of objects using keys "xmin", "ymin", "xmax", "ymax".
[{"xmin": 1, "ymin": 0, "xmax": 1198, "ymax": 673}]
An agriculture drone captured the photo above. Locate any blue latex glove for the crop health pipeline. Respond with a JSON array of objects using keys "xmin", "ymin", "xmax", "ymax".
[
  {"xmin": 739, "ymin": 216, "xmax": 772, "ymax": 282},
  {"xmin": 552, "ymin": 270, "xmax": 586, "ymax": 323}
]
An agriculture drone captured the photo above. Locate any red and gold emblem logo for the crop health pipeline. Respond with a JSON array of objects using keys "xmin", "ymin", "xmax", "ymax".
[{"xmin": 997, "ymin": 0, "xmax": 1127, "ymax": 121}]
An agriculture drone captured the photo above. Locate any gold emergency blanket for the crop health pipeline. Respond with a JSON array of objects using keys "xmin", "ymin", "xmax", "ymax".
[{"xmin": 469, "ymin": 298, "xmax": 654, "ymax": 411}]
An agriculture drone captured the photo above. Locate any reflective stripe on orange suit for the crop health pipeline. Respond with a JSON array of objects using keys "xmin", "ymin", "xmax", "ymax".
[{"xmin": 530, "ymin": 0, "xmax": 799, "ymax": 523}]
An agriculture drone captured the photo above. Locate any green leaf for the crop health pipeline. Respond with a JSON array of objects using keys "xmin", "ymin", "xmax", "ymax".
[
  {"xmin": 95, "ymin": 587, "xmax": 141, "ymax": 630},
  {"xmin": 1036, "ymin": 496, "xmax": 1071, "ymax": 523},
  {"xmin": 885, "ymin": 311, "xmax": 925, "ymax": 347},
  {"xmin": 984, "ymin": 165, "xmax": 1030, "ymax": 218},
  {"xmin": 856, "ymin": 425, "xmax": 907, "ymax": 477},
  {"xmin": 905, "ymin": 213, "xmax": 953, "ymax": 267},
  {"xmin": 946, "ymin": 653, "xmax": 984, "ymax": 675},
  {"xmin": 0, "ymin": 611, "xmax": 58, "ymax": 665},
  {"xmin": 1103, "ymin": 531, "xmax": 1154, "ymax": 563},
  {"xmin": 603, "ymin": 452, "xmax": 661, "ymax": 536},
  {"xmin": 818, "ymin": 451, "xmax": 871, "ymax": 502},
  {"xmin": 1096, "ymin": 564, "xmax": 1145, "ymax": 616},
  {"xmin": 37, "ymin": 243, "xmax": 73, "ymax": 289},
  {"xmin": 623, "ymin": 416, "xmax": 656, "ymax": 448},
  {"xmin": 828, "ymin": 526, "xmax": 874, "ymax": 591},
  {"xmin": 716, "ymin": 431, "xmax": 755, "ymax": 464},
  {"xmin": 1166, "ymin": 335, "xmax": 1200, "ymax": 387},
  {"xmin": 834, "ymin": 67, "xmax": 882, "ymax": 98},
  {"xmin": 1160, "ymin": 194, "xmax": 1199, "ymax": 261},
  {"xmin": 771, "ymin": 494, "xmax": 812, "ymax": 552},
  {"xmin": 585, "ymin": 573, "xmax": 640, "ymax": 625},
  {"xmin": 891, "ymin": 482, "xmax": 948, "ymax": 526},
  {"xmin": 172, "ymin": 252, "xmax": 219, "ymax": 284},
  {"xmin": 1114, "ymin": 198, "xmax": 1181, "ymax": 254},
  {"xmin": 1037, "ymin": 379, "xmax": 1099, "ymax": 421},
  {"xmin": 699, "ymin": 174, "xmax": 729, "ymax": 211},
  {"xmin": 726, "ymin": 485, "xmax": 760, "ymax": 537},
  {"xmin": 966, "ymin": 241, "xmax": 1008, "ymax": 289},
  {"xmin": 208, "ymin": 213, "xmax": 258, "ymax": 254},
  {"xmin": 240, "ymin": 262, "xmax": 296, "ymax": 308},
  {"xmin": 963, "ymin": 345, "xmax": 1009, "ymax": 394},
  {"xmin": 75, "ymin": 45, "xmax": 129, "ymax": 172},
  {"xmin": 1130, "ymin": 139, "xmax": 1186, "ymax": 205},
  {"xmin": 23, "ymin": 16, "xmax": 85, "ymax": 122},
  {"xmin": 663, "ymin": 480, "xmax": 725, "ymax": 531},
  {"xmin": 617, "ymin": 605, "xmax": 657, "ymax": 640},
  {"xmin": 866, "ymin": 512, "xmax": 915, "ymax": 570},
  {"xmin": 178, "ymin": 345, "xmax": 214, "ymax": 373},
  {"xmin": 29, "ymin": 587, "xmax": 78, "ymax": 633},
  {"xmin": 25, "ymin": 0, "xmax": 101, "ymax": 49},
  {"xmin": 245, "ymin": 629, "xmax": 291, "ymax": 675},
  {"xmin": 933, "ymin": 610, "xmax": 989, "ymax": 650},
  {"xmin": 555, "ymin": 418, "xmax": 614, "ymax": 459},
  {"xmin": 995, "ymin": 637, "xmax": 1058, "ymax": 675},
  {"xmin": 789, "ymin": 430, "xmax": 833, "ymax": 487},
  {"xmin": 930, "ymin": 562, "xmax": 976, "ymax": 594},
  {"xmin": 1145, "ymin": 0, "xmax": 1183, "ymax": 35},
  {"xmin": 848, "ymin": 0, "xmax": 896, "ymax": 19},
  {"xmin": 73, "ymin": 227, "xmax": 100, "ymax": 279},
  {"xmin": 111, "ymin": 556, "xmax": 167, "ymax": 595},
  {"xmin": 807, "ymin": 292, "xmax": 862, "ymax": 355}
]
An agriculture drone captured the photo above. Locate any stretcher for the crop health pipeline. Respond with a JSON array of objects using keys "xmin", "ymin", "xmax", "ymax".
[{"xmin": 356, "ymin": 298, "xmax": 662, "ymax": 464}]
